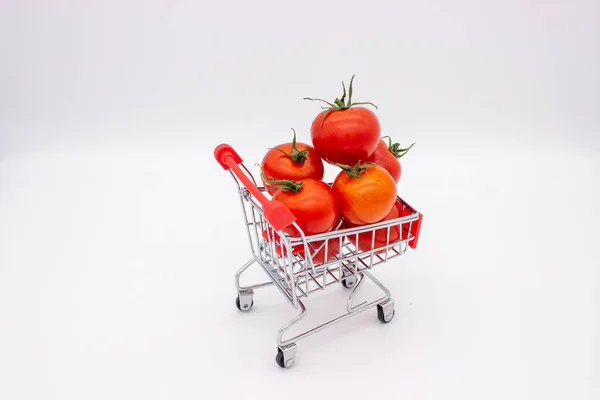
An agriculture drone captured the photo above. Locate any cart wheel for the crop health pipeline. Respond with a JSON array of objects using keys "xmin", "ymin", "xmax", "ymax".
[
  {"xmin": 341, "ymin": 274, "xmax": 357, "ymax": 288},
  {"xmin": 235, "ymin": 295, "xmax": 253, "ymax": 312},
  {"xmin": 377, "ymin": 300, "xmax": 395, "ymax": 323},
  {"xmin": 275, "ymin": 344, "xmax": 297, "ymax": 368},
  {"xmin": 275, "ymin": 349, "xmax": 286, "ymax": 368}
]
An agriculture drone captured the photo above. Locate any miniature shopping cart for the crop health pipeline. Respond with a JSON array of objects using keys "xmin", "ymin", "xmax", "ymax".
[{"xmin": 214, "ymin": 144, "xmax": 423, "ymax": 368}]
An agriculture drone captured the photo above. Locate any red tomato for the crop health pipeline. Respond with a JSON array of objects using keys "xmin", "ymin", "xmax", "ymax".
[
  {"xmin": 260, "ymin": 229, "xmax": 302, "ymax": 256},
  {"xmin": 307, "ymin": 232, "xmax": 343, "ymax": 264},
  {"xmin": 261, "ymin": 229, "xmax": 342, "ymax": 265},
  {"xmin": 310, "ymin": 107, "xmax": 380, "ymax": 166},
  {"xmin": 332, "ymin": 164, "xmax": 397, "ymax": 225},
  {"xmin": 367, "ymin": 137, "xmax": 414, "ymax": 183},
  {"xmin": 346, "ymin": 202, "xmax": 400, "ymax": 254},
  {"xmin": 398, "ymin": 205, "xmax": 415, "ymax": 242},
  {"xmin": 261, "ymin": 216, "xmax": 344, "ymax": 264},
  {"xmin": 347, "ymin": 203, "xmax": 415, "ymax": 253},
  {"xmin": 305, "ymin": 76, "xmax": 380, "ymax": 166},
  {"xmin": 271, "ymin": 178, "xmax": 339, "ymax": 237},
  {"xmin": 261, "ymin": 129, "xmax": 324, "ymax": 195}
]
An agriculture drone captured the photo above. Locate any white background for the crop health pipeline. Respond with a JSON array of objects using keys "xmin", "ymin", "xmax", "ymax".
[{"xmin": 1, "ymin": 1, "xmax": 599, "ymax": 399}]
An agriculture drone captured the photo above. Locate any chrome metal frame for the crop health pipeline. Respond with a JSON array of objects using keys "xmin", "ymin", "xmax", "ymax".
[{"xmin": 228, "ymin": 163, "xmax": 421, "ymax": 367}]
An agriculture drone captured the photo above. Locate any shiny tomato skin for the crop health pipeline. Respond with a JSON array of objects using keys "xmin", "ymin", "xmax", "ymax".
[
  {"xmin": 368, "ymin": 140, "xmax": 401, "ymax": 183},
  {"xmin": 261, "ymin": 142, "xmax": 324, "ymax": 195},
  {"xmin": 310, "ymin": 107, "xmax": 380, "ymax": 166},
  {"xmin": 332, "ymin": 166, "xmax": 397, "ymax": 225},
  {"xmin": 272, "ymin": 179, "xmax": 338, "ymax": 237},
  {"xmin": 347, "ymin": 202, "xmax": 401, "ymax": 253},
  {"xmin": 262, "ymin": 228, "xmax": 343, "ymax": 264},
  {"xmin": 308, "ymin": 232, "xmax": 343, "ymax": 265}
]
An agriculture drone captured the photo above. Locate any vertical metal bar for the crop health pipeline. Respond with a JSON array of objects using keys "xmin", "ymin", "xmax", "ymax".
[
  {"xmin": 258, "ymin": 214, "xmax": 265, "ymax": 259},
  {"xmin": 260, "ymin": 215, "xmax": 271, "ymax": 259},
  {"xmin": 305, "ymin": 248, "xmax": 309, "ymax": 297},
  {"xmin": 338, "ymin": 236, "xmax": 343, "ymax": 281},
  {"xmin": 282, "ymin": 238, "xmax": 289, "ymax": 283},
  {"xmin": 395, "ymin": 221, "xmax": 401, "ymax": 253},
  {"xmin": 354, "ymin": 232, "xmax": 359, "ymax": 276},
  {"xmin": 369, "ymin": 228, "xmax": 376, "ymax": 268},
  {"xmin": 266, "ymin": 219, "xmax": 275, "ymax": 261},
  {"xmin": 303, "ymin": 237, "xmax": 312, "ymax": 274},
  {"xmin": 385, "ymin": 226, "xmax": 391, "ymax": 261},
  {"xmin": 249, "ymin": 205, "xmax": 261, "ymax": 256},
  {"xmin": 286, "ymin": 239, "xmax": 298, "ymax": 307},
  {"xmin": 253, "ymin": 207, "xmax": 263, "ymax": 256},
  {"xmin": 279, "ymin": 239, "xmax": 287, "ymax": 284},
  {"xmin": 233, "ymin": 187, "xmax": 257, "ymax": 258},
  {"xmin": 322, "ymin": 239, "xmax": 328, "ymax": 288}
]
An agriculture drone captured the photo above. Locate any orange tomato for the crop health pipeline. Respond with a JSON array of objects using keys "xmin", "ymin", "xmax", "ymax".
[
  {"xmin": 332, "ymin": 164, "xmax": 397, "ymax": 225},
  {"xmin": 347, "ymin": 202, "xmax": 409, "ymax": 254}
]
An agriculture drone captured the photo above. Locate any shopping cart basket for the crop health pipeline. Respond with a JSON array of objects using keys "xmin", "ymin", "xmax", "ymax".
[{"xmin": 214, "ymin": 144, "xmax": 423, "ymax": 368}]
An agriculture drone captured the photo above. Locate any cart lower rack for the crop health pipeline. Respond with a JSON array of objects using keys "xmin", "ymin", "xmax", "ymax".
[{"xmin": 215, "ymin": 144, "xmax": 423, "ymax": 368}]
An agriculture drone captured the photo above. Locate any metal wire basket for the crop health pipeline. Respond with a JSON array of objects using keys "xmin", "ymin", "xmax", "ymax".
[{"xmin": 215, "ymin": 144, "xmax": 423, "ymax": 368}]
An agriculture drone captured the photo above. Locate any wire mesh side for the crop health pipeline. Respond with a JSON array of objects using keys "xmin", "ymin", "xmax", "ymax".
[{"xmin": 238, "ymin": 188, "xmax": 419, "ymax": 301}]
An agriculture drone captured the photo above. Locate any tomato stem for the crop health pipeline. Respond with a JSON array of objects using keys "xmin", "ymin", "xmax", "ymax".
[
  {"xmin": 381, "ymin": 136, "xmax": 415, "ymax": 158},
  {"xmin": 303, "ymin": 97, "xmax": 336, "ymax": 108},
  {"xmin": 270, "ymin": 129, "xmax": 309, "ymax": 164},
  {"xmin": 335, "ymin": 161, "xmax": 380, "ymax": 179},
  {"xmin": 260, "ymin": 166, "xmax": 304, "ymax": 193},
  {"xmin": 303, "ymin": 75, "xmax": 378, "ymax": 126}
]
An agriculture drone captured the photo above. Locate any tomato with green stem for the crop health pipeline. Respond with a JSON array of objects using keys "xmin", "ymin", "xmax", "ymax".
[
  {"xmin": 304, "ymin": 76, "xmax": 381, "ymax": 166},
  {"xmin": 260, "ymin": 129, "xmax": 324, "ymax": 195},
  {"xmin": 262, "ymin": 172, "xmax": 338, "ymax": 237},
  {"xmin": 367, "ymin": 136, "xmax": 414, "ymax": 183},
  {"xmin": 332, "ymin": 162, "xmax": 397, "ymax": 225}
]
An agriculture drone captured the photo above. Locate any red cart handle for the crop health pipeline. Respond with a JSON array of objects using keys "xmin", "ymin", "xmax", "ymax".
[{"xmin": 214, "ymin": 144, "xmax": 296, "ymax": 232}]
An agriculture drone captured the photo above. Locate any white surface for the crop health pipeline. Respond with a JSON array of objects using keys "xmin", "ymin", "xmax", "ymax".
[
  {"xmin": 1, "ymin": 143, "xmax": 598, "ymax": 399},
  {"xmin": 1, "ymin": 1, "xmax": 599, "ymax": 399}
]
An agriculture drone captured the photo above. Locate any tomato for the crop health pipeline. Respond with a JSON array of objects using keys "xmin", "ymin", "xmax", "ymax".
[
  {"xmin": 305, "ymin": 76, "xmax": 380, "ymax": 166},
  {"xmin": 261, "ymin": 129, "xmax": 324, "ymax": 195},
  {"xmin": 261, "ymin": 229, "xmax": 342, "ymax": 265},
  {"xmin": 307, "ymin": 231, "xmax": 343, "ymax": 264},
  {"xmin": 367, "ymin": 137, "xmax": 414, "ymax": 183},
  {"xmin": 332, "ymin": 163, "xmax": 397, "ymax": 225},
  {"xmin": 261, "ymin": 216, "xmax": 343, "ymax": 264},
  {"xmin": 346, "ymin": 202, "xmax": 400, "ymax": 254},
  {"xmin": 310, "ymin": 107, "xmax": 380, "ymax": 166},
  {"xmin": 269, "ymin": 178, "xmax": 339, "ymax": 237},
  {"xmin": 309, "ymin": 240, "xmax": 341, "ymax": 264},
  {"xmin": 347, "ymin": 203, "xmax": 415, "ymax": 253},
  {"xmin": 260, "ymin": 228, "xmax": 302, "ymax": 255},
  {"xmin": 399, "ymin": 206, "xmax": 417, "ymax": 242}
]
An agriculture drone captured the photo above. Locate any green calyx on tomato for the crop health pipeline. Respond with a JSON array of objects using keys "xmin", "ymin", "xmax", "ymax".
[
  {"xmin": 335, "ymin": 161, "xmax": 381, "ymax": 179},
  {"xmin": 382, "ymin": 136, "xmax": 415, "ymax": 158},
  {"xmin": 260, "ymin": 167, "xmax": 304, "ymax": 193},
  {"xmin": 303, "ymin": 75, "xmax": 378, "ymax": 125},
  {"xmin": 270, "ymin": 128, "xmax": 309, "ymax": 164}
]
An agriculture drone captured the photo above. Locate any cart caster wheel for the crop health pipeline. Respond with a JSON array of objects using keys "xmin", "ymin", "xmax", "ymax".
[
  {"xmin": 235, "ymin": 290, "xmax": 254, "ymax": 312},
  {"xmin": 275, "ymin": 350, "xmax": 286, "ymax": 368},
  {"xmin": 341, "ymin": 274, "xmax": 357, "ymax": 288},
  {"xmin": 275, "ymin": 344, "xmax": 297, "ymax": 368},
  {"xmin": 377, "ymin": 299, "xmax": 395, "ymax": 323}
]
